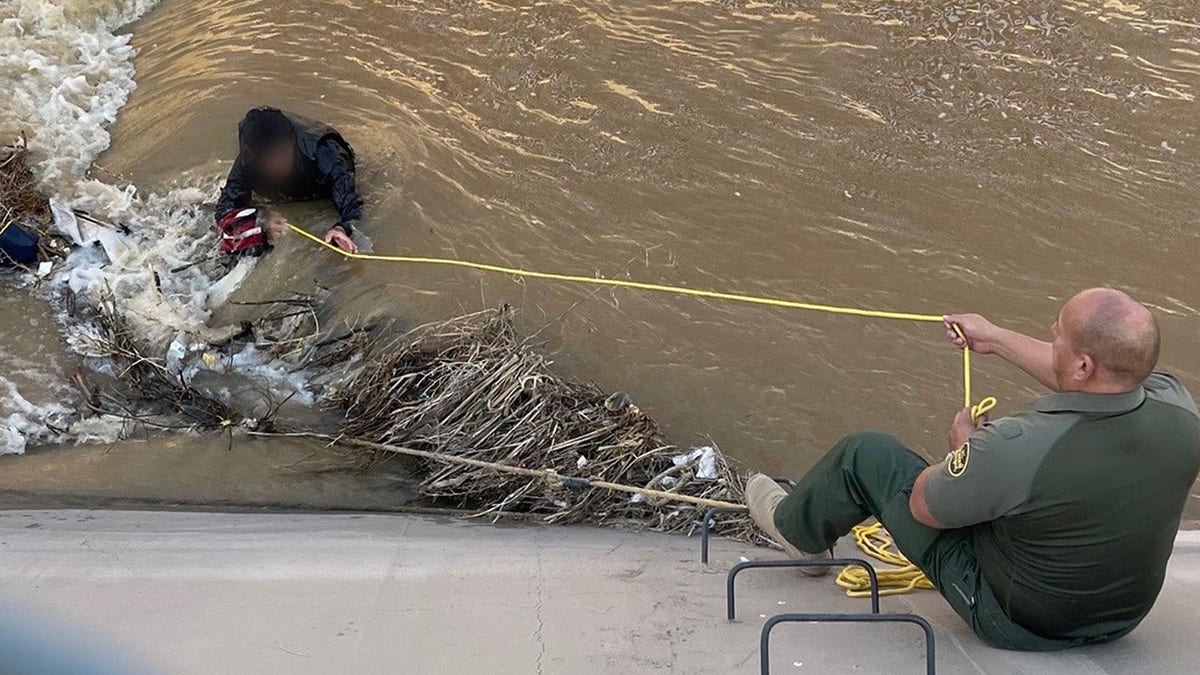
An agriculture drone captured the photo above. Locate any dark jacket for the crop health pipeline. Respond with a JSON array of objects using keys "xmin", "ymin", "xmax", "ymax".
[{"xmin": 215, "ymin": 109, "xmax": 364, "ymax": 233}]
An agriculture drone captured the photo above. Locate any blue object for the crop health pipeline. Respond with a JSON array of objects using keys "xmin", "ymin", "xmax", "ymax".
[{"xmin": 0, "ymin": 222, "xmax": 39, "ymax": 266}]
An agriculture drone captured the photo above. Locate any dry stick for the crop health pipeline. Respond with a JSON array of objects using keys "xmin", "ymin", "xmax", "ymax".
[{"xmin": 257, "ymin": 432, "xmax": 747, "ymax": 511}]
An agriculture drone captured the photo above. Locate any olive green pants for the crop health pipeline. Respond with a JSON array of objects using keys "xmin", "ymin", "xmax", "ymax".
[{"xmin": 773, "ymin": 431, "xmax": 1104, "ymax": 651}]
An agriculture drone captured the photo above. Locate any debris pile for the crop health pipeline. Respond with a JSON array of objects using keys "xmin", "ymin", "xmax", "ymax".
[
  {"xmin": 334, "ymin": 307, "xmax": 758, "ymax": 540},
  {"xmin": 70, "ymin": 291, "xmax": 375, "ymax": 437},
  {"xmin": 70, "ymin": 292, "xmax": 240, "ymax": 432}
]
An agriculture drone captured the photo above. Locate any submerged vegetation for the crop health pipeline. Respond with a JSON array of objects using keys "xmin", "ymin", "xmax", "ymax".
[
  {"xmin": 95, "ymin": 300, "xmax": 757, "ymax": 541},
  {"xmin": 82, "ymin": 301, "xmax": 758, "ymax": 540}
]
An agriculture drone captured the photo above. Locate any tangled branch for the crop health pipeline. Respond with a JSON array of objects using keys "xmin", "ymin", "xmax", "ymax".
[{"xmin": 332, "ymin": 306, "xmax": 760, "ymax": 541}]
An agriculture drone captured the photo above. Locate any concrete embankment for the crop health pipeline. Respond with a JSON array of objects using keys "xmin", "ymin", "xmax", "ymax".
[{"xmin": 2, "ymin": 509, "xmax": 1198, "ymax": 674}]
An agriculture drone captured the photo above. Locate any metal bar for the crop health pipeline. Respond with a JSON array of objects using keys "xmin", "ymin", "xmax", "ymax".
[
  {"xmin": 760, "ymin": 612, "xmax": 935, "ymax": 675},
  {"xmin": 727, "ymin": 558, "xmax": 880, "ymax": 619},
  {"xmin": 699, "ymin": 507, "xmax": 742, "ymax": 564}
]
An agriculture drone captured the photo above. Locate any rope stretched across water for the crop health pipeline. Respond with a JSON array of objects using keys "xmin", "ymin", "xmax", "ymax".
[
  {"xmin": 290, "ymin": 224, "xmax": 988, "ymax": 408},
  {"xmin": 289, "ymin": 223, "xmax": 996, "ymax": 595}
]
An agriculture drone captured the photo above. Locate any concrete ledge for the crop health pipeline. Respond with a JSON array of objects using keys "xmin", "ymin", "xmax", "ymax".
[{"xmin": 0, "ymin": 510, "xmax": 1197, "ymax": 674}]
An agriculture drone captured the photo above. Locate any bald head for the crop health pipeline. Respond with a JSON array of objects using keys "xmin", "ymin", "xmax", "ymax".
[{"xmin": 1057, "ymin": 288, "xmax": 1160, "ymax": 389}]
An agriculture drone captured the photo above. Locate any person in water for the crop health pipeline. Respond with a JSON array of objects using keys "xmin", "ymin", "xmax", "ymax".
[
  {"xmin": 747, "ymin": 288, "xmax": 1199, "ymax": 650},
  {"xmin": 215, "ymin": 107, "xmax": 363, "ymax": 254}
]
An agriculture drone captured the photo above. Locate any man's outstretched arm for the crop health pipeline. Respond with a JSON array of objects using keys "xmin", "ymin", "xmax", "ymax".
[
  {"xmin": 944, "ymin": 313, "xmax": 1059, "ymax": 392},
  {"xmin": 315, "ymin": 140, "xmax": 364, "ymax": 232}
]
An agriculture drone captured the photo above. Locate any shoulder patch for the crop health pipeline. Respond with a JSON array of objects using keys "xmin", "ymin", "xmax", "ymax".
[{"xmin": 947, "ymin": 441, "xmax": 970, "ymax": 477}]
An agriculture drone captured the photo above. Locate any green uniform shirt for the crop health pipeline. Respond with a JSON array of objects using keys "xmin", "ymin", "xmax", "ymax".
[{"xmin": 924, "ymin": 373, "xmax": 1200, "ymax": 640}]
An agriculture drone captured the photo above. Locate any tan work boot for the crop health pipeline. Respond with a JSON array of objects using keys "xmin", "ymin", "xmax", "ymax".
[{"xmin": 745, "ymin": 473, "xmax": 832, "ymax": 577}]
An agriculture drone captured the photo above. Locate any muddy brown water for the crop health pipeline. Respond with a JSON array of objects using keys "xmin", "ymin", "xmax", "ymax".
[{"xmin": 6, "ymin": 0, "xmax": 1200, "ymax": 511}]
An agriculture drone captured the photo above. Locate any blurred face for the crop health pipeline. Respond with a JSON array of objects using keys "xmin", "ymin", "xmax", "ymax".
[{"xmin": 254, "ymin": 140, "xmax": 295, "ymax": 183}]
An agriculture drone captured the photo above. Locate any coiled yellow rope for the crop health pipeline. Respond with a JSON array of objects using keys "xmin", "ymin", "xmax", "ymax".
[
  {"xmin": 837, "ymin": 522, "xmax": 936, "ymax": 597},
  {"xmin": 291, "ymin": 224, "xmax": 997, "ymax": 596}
]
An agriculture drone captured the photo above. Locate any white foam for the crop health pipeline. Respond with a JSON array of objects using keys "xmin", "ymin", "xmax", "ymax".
[
  {"xmin": 1, "ymin": 0, "xmax": 163, "ymax": 450},
  {"xmin": 68, "ymin": 414, "xmax": 126, "ymax": 444},
  {"xmin": 2, "ymin": 0, "xmax": 324, "ymax": 450},
  {"xmin": 1, "ymin": 0, "xmax": 160, "ymax": 190},
  {"xmin": 1, "ymin": 375, "xmax": 72, "ymax": 454},
  {"xmin": 0, "ymin": 324, "xmax": 77, "ymax": 454}
]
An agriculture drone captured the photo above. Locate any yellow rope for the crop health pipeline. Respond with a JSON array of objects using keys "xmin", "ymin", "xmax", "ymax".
[
  {"xmin": 290, "ymin": 224, "xmax": 992, "ymax": 405},
  {"xmin": 290, "ymin": 224, "xmax": 945, "ymax": 322},
  {"xmin": 954, "ymin": 324, "xmax": 996, "ymax": 421},
  {"xmin": 291, "ymin": 224, "xmax": 998, "ymax": 596},
  {"xmin": 837, "ymin": 522, "xmax": 935, "ymax": 597}
]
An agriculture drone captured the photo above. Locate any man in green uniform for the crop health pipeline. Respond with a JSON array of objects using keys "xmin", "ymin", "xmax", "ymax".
[{"xmin": 747, "ymin": 288, "xmax": 1200, "ymax": 650}]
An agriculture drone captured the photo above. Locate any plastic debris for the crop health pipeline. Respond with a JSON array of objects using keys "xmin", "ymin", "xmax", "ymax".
[{"xmin": 672, "ymin": 445, "xmax": 719, "ymax": 480}]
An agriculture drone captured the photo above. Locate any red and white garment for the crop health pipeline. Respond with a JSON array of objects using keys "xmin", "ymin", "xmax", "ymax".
[{"xmin": 217, "ymin": 208, "xmax": 268, "ymax": 256}]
